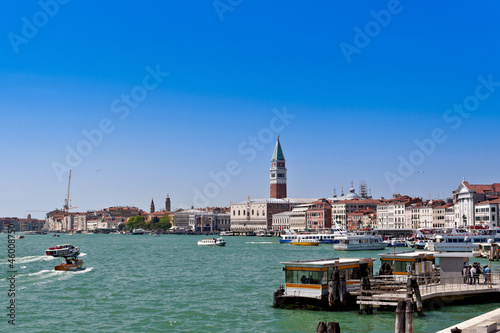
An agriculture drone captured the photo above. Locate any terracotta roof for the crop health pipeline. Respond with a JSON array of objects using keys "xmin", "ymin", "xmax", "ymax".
[{"xmin": 463, "ymin": 182, "xmax": 500, "ymax": 194}]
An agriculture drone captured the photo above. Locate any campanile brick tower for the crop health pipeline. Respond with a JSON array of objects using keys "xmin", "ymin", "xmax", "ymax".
[{"xmin": 270, "ymin": 136, "xmax": 287, "ymax": 199}]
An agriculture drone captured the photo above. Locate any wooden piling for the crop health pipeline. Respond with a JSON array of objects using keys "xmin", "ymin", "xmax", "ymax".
[
  {"xmin": 316, "ymin": 321, "xmax": 327, "ymax": 333},
  {"xmin": 359, "ymin": 277, "xmax": 373, "ymax": 314},
  {"xmin": 329, "ymin": 270, "xmax": 340, "ymax": 308},
  {"xmin": 339, "ymin": 270, "xmax": 347, "ymax": 307},
  {"xmin": 410, "ymin": 277, "xmax": 424, "ymax": 317},
  {"xmin": 326, "ymin": 321, "xmax": 341, "ymax": 333},
  {"xmin": 405, "ymin": 299, "xmax": 414, "ymax": 333},
  {"xmin": 395, "ymin": 300, "xmax": 405, "ymax": 333}
]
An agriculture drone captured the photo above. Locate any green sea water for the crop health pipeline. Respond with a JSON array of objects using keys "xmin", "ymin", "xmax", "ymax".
[{"xmin": 1, "ymin": 234, "xmax": 499, "ymax": 333}]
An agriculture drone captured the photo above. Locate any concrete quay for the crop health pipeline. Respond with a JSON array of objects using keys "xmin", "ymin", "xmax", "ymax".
[{"xmin": 436, "ymin": 307, "xmax": 500, "ymax": 333}]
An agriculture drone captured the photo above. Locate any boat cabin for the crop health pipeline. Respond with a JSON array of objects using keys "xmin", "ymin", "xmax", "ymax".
[
  {"xmin": 280, "ymin": 257, "xmax": 375, "ymax": 299},
  {"xmin": 379, "ymin": 251, "xmax": 436, "ymax": 276}
]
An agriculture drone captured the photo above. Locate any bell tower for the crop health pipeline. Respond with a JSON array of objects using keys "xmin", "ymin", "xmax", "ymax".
[
  {"xmin": 270, "ymin": 136, "xmax": 287, "ymax": 199},
  {"xmin": 150, "ymin": 198, "xmax": 155, "ymax": 214}
]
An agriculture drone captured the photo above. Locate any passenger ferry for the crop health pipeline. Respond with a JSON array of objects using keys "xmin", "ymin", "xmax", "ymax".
[
  {"xmin": 273, "ymin": 257, "xmax": 375, "ymax": 310},
  {"xmin": 281, "ymin": 234, "xmax": 337, "ymax": 244},
  {"xmin": 425, "ymin": 231, "xmax": 500, "ymax": 252},
  {"xmin": 290, "ymin": 235, "xmax": 320, "ymax": 246},
  {"xmin": 197, "ymin": 237, "xmax": 226, "ymax": 246},
  {"xmin": 334, "ymin": 233, "xmax": 387, "ymax": 251}
]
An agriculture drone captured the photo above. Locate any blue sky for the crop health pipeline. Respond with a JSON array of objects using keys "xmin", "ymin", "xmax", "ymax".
[{"xmin": 2, "ymin": 1, "xmax": 500, "ymax": 219}]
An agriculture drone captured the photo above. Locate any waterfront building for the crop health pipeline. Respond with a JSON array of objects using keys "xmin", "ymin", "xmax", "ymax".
[
  {"xmin": 376, "ymin": 195, "xmax": 421, "ymax": 229},
  {"xmin": 230, "ymin": 198, "xmax": 314, "ymax": 232},
  {"xmin": 331, "ymin": 197, "xmax": 381, "ymax": 230},
  {"xmin": 289, "ymin": 206, "xmax": 308, "ymax": 231},
  {"xmin": 445, "ymin": 203, "xmax": 455, "ymax": 228},
  {"xmin": 453, "ymin": 179, "xmax": 500, "ymax": 228},
  {"xmin": 306, "ymin": 198, "xmax": 332, "ymax": 230},
  {"xmin": 272, "ymin": 211, "xmax": 293, "ymax": 232},
  {"xmin": 174, "ymin": 208, "xmax": 230, "ymax": 232},
  {"xmin": 474, "ymin": 198, "xmax": 500, "ymax": 228}
]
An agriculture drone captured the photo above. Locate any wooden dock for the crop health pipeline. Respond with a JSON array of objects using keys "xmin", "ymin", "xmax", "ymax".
[{"xmin": 356, "ymin": 274, "xmax": 500, "ymax": 313}]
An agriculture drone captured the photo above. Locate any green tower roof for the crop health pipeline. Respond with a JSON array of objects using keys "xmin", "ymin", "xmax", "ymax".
[{"xmin": 272, "ymin": 136, "xmax": 285, "ymax": 161}]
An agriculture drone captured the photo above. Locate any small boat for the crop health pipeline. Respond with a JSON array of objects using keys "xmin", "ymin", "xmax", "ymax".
[
  {"xmin": 45, "ymin": 244, "xmax": 80, "ymax": 257},
  {"xmin": 414, "ymin": 240, "xmax": 428, "ymax": 249},
  {"xmin": 14, "ymin": 235, "xmax": 25, "ymax": 239},
  {"xmin": 385, "ymin": 239, "xmax": 406, "ymax": 247},
  {"xmin": 54, "ymin": 257, "xmax": 85, "ymax": 271},
  {"xmin": 198, "ymin": 237, "xmax": 226, "ymax": 246},
  {"xmin": 131, "ymin": 229, "xmax": 145, "ymax": 235},
  {"xmin": 52, "ymin": 234, "xmax": 60, "ymax": 237},
  {"xmin": 290, "ymin": 236, "xmax": 320, "ymax": 246},
  {"xmin": 24, "ymin": 231, "xmax": 37, "ymax": 235}
]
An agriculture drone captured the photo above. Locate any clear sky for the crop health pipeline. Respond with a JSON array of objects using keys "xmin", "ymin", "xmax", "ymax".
[{"xmin": 2, "ymin": 1, "xmax": 500, "ymax": 219}]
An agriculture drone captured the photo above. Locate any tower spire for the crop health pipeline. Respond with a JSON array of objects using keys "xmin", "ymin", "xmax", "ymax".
[{"xmin": 270, "ymin": 136, "xmax": 287, "ymax": 199}]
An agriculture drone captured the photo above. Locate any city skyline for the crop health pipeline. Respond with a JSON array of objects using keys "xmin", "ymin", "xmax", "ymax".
[{"xmin": 2, "ymin": 1, "xmax": 500, "ymax": 219}]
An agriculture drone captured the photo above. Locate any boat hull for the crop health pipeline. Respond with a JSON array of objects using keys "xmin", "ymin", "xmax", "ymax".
[
  {"xmin": 290, "ymin": 241, "xmax": 320, "ymax": 246},
  {"xmin": 54, "ymin": 260, "xmax": 84, "ymax": 271}
]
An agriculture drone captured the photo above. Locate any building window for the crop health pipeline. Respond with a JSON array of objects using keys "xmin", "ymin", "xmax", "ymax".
[
  {"xmin": 238, "ymin": 210, "xmax": 240, "ymax": 216},
  {"xmin": 252, "ymin": 210, "xmax": 254, "ymax": 215}
]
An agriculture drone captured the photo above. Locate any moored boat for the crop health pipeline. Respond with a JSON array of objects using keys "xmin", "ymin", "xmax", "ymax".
[
  {"xmin": 198, "ymin": 237, "xmax": 226, "ymax": 246},
  {"xmin": 334, "ymin": 232, "xmax": 387, "ymax": 251},
  {"xmin": 273, "ymin": 257, "xmax": 375, "ymax": 310}
]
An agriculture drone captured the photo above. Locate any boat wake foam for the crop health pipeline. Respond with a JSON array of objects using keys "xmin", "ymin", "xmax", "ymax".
[{"xmin": 0, "ymin": 255, "xmax": 57, "ymax": 265}]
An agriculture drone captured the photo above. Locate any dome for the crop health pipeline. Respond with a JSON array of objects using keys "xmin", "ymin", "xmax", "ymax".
[{"xmin": 345, "ymin": 186, "xmax": 359, "ymax": 199}]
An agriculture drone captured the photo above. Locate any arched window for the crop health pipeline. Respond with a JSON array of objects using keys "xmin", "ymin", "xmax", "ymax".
[
  {"xmin": 243, "ymin": 210, "xmax": 246, "ymax": 216},
  {"xmin": 252, "ymin": 209, "xmax": 254, "ymax": 215},
  {"xmin": 238, "ymin": 210, "xmax": 240, "ymax": 216}
]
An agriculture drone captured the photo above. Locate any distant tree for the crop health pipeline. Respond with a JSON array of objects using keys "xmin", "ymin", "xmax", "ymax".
[
  {"xmin": 159, "ymin": 214, "xmax": 172, "ymax": 231},
  {"xmin": 127, "ymin": 215, "xmax": 145, "ymax": 230},
  {"xmin": 118, "ymin": 223, "xmax": 126, "ymax": 231}
]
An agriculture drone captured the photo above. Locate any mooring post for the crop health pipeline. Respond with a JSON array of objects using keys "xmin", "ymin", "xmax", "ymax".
[
  {"xmin": 327, "ymin": 321, "xmax": 341, "ymax": 333},
  {"xmin": 395, "ymin": 300, "xmax": 405, "ymax": 333},
  {"xmin": 410, "ymin": 277, "xmax": 424, "ymax": 317},
  {"xmin": 405, "ymin": 299, "xmax": 414, "ymax": 333},
  {"xmin": 330, "ymin": 270, "xmax": 340, "ymax": 308},
  {"xmin": 316, "ymin": 321, "xmax": 327, "ymax": 333},
  {"xmin": 359, "ymin": 276, "xmax": 373, "ymax": 314},
  {"xmin": 339, "ymin": 270, "xmax": 347, "ymax": 307}
]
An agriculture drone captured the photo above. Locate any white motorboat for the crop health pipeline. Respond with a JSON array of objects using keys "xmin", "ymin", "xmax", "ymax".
[
  {"xmin": 334, "ymin": 232, "xmax": 387, "ymax": 251},
  {"xmin": 131, "ymin": 229, "xmax": 145, "ymax": 235},
  {"xmin": 198, "ymin": 237, "xmax": 226, "ymax": 246},
  {"xmin": 45, "ymin": 244, "xmax": 80, "ymax": 257}
]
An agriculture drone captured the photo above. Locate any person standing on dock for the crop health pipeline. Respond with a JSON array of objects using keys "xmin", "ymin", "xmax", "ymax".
[
  {"xmin": 470, "ymin": 265, "xmax": 477, "ymax": 285},
  {"xmin": 483, "ymin": 265, "xmax": 490, "ymax": 285}
]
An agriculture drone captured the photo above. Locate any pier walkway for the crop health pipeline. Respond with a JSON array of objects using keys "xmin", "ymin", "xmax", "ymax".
[
  {"xmin": 357, "ymin": 275, "xmax": 500, "ymax": 309},
  {"xmin": 435, "ymin": 307, "xmax": 500, "ymax": 333}
]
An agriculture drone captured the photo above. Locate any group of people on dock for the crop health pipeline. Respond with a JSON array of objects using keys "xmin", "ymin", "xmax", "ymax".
[{"xmin": 463, "ymin": 262, "xmax": 491, "ymax": 285}]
